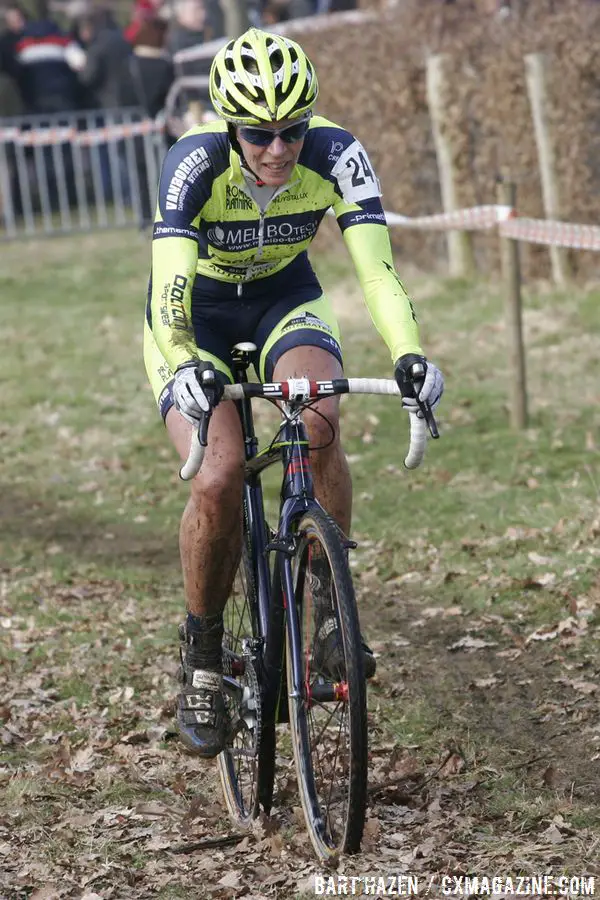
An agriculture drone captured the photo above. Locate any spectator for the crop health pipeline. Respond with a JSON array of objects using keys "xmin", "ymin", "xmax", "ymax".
[
  {"xmin": 131, "ymin": 17, "xmax": 174, "ymax": 118},
  {"xmin": 72, "ymin": 8, "xmax": 140, "ymax": 207},
  {"xmin": 8, "ymin": 0, "xmax": 81, "ymax": 114},
  {"xmin": 130, "ymin": 17, "xmax": 175, "ymax": 224},
  {"xmin": 124, "ymin": 0, "xmax": 164, "ymax": 45},
  {"xmin": 0, "ymin": 4, "xmax": 26, "ymax": 83},
  {"xmin": 165, "ymin": 0, "xmax": 222, "ymax": 55},
  {"xmin": 75, "ymin": 7, "xmax": 138, "ymax": 109}
]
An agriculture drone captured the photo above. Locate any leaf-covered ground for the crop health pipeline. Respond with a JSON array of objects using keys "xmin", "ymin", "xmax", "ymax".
[{"xmin": 1, "ymin": 233, "xmax": 599, "ymax": 898}]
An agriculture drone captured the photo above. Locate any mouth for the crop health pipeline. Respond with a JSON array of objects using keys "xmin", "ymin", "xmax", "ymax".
[{"xmin": 263, "ymin": 161, "xmax": 291, "ymax": 172}]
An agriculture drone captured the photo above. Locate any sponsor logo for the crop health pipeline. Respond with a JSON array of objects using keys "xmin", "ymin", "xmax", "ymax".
[
  {"xmin": 165, "ymin": 146, "xmax": 210, "ymax": 210},
  {"xmin": 163, "ymin": 274, "xmax": 189, "ymax": 331},
  {"xmin": 282, "ymin": 311, "xmax": 333, "ymax": 335},
  {"xmin": 349, "ymin": 212, "xmax": 386, "ymax": 224},
  {"xmin": 157, "ymin": 363, "xmax": 172, "ymax": 384},
  {"xmin": 154, "ymin": 223, "xmax": 198, "ymax": 241},
  {"xmin": 273, "ymin": 190, "xmax": 309, "ymax": 203},
  {"xmin": 211, "ymin": 259, "xmax": 277, "ymax": 280},
  {"xmin": 207, "ymin": 219, "xmax": 317, "ymax": 252},
  {"xmin": 207, "ymin": 225, "xmax": 226, "ymax": 246},
  {"xmin": 225, "ymin": 184, "xmax": 252, "ymax": 211},
  {"xmin": 328, "ymin": 140, "xmax": 344, "ymax": 162}
]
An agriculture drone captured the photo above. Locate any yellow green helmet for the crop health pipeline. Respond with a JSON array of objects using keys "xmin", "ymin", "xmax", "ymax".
[{"xmin": 209, "ymin": 28, "xmax": 319, "ymax": 126}]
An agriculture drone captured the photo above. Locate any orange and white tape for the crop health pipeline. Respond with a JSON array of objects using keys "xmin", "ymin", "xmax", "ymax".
[
  {"xmin": 499, "ymin": 217, "xmax": 600, "ymax": 251},
  {"xmin": 385, "ymin": 204, "xmax": 600, "ymax": 253},
  {"xmin": 386, "ymin": 204, "xmax": 514, "ymax": 231}
]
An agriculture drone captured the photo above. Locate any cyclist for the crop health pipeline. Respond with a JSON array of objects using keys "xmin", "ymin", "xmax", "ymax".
[{"xmin": 144, "ymin": 27, "xmax": 444, "ymax": 758}]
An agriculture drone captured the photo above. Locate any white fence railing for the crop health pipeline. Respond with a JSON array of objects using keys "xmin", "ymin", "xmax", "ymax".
[{"xmin": 0, "ymin": 107, "xmax": 166, "ymax": 239}]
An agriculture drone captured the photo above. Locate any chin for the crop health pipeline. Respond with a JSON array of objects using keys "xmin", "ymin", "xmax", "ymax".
[{"xmin": 262, "ymin": 173, "xmax": 289, "ymax": 186}]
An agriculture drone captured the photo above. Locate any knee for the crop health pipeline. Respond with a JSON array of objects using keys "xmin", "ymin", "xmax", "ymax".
[
  {"xmin": 189, "ymin": 458, "xmax": 244, "ymax": 509},
  {"xmin": 305, "ymin": 402, "xmax": 341, "ymax": 451}
]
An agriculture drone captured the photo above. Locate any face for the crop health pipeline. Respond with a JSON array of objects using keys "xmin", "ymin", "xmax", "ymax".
[
  {"xmin": 6, "ymin": 8, "xmax": 25, "ymax": 31},
  {"xmin": 236, "ymin": 118, "xmax": 307, "ymax": 187}
]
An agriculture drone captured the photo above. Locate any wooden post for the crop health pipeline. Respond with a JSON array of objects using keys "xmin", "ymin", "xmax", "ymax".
[
  {"xmin": 497, "ymin": 178, "xmax": 528, "ymax": 430},
  {"xmin": 524, "ymin": 52, "xmax": 573, "ymax": 286},
  {"xmin": 426, "ymin": 54, "xmax": 476, "ymax": 278}
]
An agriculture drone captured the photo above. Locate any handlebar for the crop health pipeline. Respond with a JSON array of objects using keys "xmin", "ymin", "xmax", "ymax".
[{"xmin": 179, "ymin": 377, "xmax": 438, "ymax": 482}]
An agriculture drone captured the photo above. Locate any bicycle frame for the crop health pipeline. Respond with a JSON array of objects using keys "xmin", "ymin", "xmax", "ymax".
[{"xmin": 233, "ymin": 357, "xmax": 330, "ymax": 729}]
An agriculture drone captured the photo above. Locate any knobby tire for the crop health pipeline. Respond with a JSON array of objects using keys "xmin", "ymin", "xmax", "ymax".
[
  {"xmin": 217, "ymin": 535, "xmax": 276, "ymax": 826},
  {"xmin": 286, "ymin": 505, "xmax": 368, "ymax": 859}
]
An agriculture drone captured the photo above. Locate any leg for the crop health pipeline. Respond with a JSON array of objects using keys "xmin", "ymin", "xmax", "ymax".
[
  {"xmin": 165, "ymin": 401, "xmax": 245, "ymax": 758},
  {"xmin": 166, "ymin": 402, "xmax": 244, "ymax": 617},
  {"xmin": 272, "ymin": 345, "xmax": 352, "ymax": 535},
  {"xmin": 142, "ymin": 320, "xmax": 245, "ymax": 757}
]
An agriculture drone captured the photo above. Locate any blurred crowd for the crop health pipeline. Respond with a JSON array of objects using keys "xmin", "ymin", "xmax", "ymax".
[{"xmin": 0, "ymin": 0, "xmax": 358, "ymax": 120}]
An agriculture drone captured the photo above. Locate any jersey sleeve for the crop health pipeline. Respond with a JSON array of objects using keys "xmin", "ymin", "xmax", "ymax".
[
  {"xmin": 327, "ymin": 132, "xmax": 423, "ymax": 362},
  {"xmin": 149, "ymin": 131, "xmax": 217, "ymax": 371}
]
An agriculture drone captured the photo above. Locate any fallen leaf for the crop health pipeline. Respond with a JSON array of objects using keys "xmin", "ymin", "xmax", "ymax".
[{"xmin": 447, "ymin": 636, "xmax": 497, "ymax": 652}]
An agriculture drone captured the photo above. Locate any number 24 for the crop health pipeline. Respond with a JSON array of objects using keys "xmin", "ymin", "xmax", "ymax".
[{"xmin": 346, "ymin": 152, "xmax": 374, "ymax": 187}]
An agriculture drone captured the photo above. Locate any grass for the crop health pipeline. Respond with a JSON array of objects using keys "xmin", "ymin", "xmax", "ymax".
[{"xmin": 1, "ymin": 231, "xmax": 599, "ymax": 895}]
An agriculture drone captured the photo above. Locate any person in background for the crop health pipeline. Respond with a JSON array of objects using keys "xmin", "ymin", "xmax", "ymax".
[
  {"xmin": 8, "ymin": 0, "xmax": 81, "ymax": 114},
  {"xmin": 131, "ymin": 16, "xmax": 175, "ymax": 225},
  {"xmin": 0, "ymin": 4, "xmax": 26, "ymax": 86},
  {"xmin": 71, "ymin": 7, "xmax": 138, "ymax": 205},
  {"xmin": 132, "ymin": 17, "xmax": 174, "ymax": 119},
  {"xmin": 164, "ymin": 0, "xmax": 227, "ymax": 56},
  {"xmin": 165, "ymin": 0, "xmax": 222, "ymax": 124},
  {"xmin": 75, "ymin": 7, "xmax": 138, "ymax": 109},
  {"xmin": 124, "ymin": 0, "xmax": 165, "ymax": 45}
]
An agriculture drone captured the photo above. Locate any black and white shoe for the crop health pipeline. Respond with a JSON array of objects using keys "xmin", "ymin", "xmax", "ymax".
[
  {"xmin": 176, "ymin": 620, "xmax": 229, "ymax": 758},
  {"xmin": 177, "ymin": 665, "xmax": 229, "ymax": 758}
]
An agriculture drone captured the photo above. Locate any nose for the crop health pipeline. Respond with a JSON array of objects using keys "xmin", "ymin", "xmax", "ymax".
[{"xmin": 267, "ymin": 136, "xmax": 287, "ymax": 157}]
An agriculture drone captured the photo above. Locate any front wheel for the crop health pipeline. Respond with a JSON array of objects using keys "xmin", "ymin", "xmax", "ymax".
[
  {"xmin": 217, "ymin": 539, "xmax": 276, "ymax": 826},
  {"xmin": 286, "ymin": 506, "xmax": 368, "ymax": 859}
]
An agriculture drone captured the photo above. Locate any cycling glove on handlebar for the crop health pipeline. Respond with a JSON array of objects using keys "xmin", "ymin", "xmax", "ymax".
[
  {"xmin": 173, "ymin": 361, "xmax": 225, "ymax": 425},
  {"xmin": 394, "ymin": 353, "xmax": 444, "ymax": 411}
]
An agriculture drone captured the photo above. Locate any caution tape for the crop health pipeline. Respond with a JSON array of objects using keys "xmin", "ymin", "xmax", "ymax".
[
  {"xmin": 384, "ymin": 204, "xmax": 600, "ymax": 252},
  {"xmin": 499, "ymin": 217, "xmax": 600, "ymax": 251},
  {"xmin": 386, "ymin": 204, "xmax": 514, "ymax": 231},
  {"xmin": 0, "ymin": 118, "xmax": 164, "ymax": 147}
]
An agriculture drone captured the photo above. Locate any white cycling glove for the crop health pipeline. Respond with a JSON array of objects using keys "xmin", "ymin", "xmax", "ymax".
[
  {"xmin": 173, "ymin": 361, "xmax": 224, "ymax": 425},
  {"xmin": 394, "ymin": 354, "xmax": 444, "ymax": 412}
]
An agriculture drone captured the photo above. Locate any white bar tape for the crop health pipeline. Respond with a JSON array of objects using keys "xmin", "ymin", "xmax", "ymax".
[
  {"xmin": 345, "ymin": 379, "xmax": 427, "ymax": 469},
  {"xmin": 180, "ymin": 435, "xmax": 206, "ymax": 482},
  {"xmin": 404, "ymin": 413, "xmax": 428, "ymax": 470},
  {"xmin": 345, "ymin": 377, "xmax": 400, "ymax": 395}
]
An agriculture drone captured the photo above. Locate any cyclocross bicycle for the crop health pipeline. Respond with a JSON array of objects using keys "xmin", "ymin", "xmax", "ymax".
[{"xmin": 179, "ymin": 341, "xmax": 438, "ymax": 861}]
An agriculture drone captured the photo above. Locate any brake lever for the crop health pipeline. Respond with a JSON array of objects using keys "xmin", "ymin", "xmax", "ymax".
[
  {"xmin": 409, "ymin": 362, "xmax": 439, "ymax": 440},
  {"xmin": 418, "ymin": 399, "xmax": 440, "ymax": 439},
  {"xmin": 197, "ymin": 410, "xmax": 211, "ymax": 447}
]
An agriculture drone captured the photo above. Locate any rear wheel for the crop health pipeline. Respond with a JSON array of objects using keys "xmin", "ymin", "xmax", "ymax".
[
  {"xmin": 286, "ymin": 506, "xmax": 368, "ymax": 859},
  {"xmin": 217, "ymin": 537, "xmax": 276, "ymax": 826}
]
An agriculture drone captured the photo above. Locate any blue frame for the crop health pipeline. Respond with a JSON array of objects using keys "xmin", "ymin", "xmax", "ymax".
[{"xmin": 235, "ymin": 366, "xmax": 325, "ymax": 725}]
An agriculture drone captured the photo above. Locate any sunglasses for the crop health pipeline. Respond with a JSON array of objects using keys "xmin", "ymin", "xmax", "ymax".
[{"xmin": 238, "ymin": 118, "xmax": 311, "ymax": 147}]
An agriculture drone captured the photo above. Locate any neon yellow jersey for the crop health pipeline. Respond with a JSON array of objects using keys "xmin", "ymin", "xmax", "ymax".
[{"xmin": 151, "ymin": 115, "xmax": 423, "ymax": 371}]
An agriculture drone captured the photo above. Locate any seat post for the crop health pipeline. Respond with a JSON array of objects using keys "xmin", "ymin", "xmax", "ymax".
[{"xmin": 231, "ymin": 341, "xmax": 258, "ymax": 383}]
